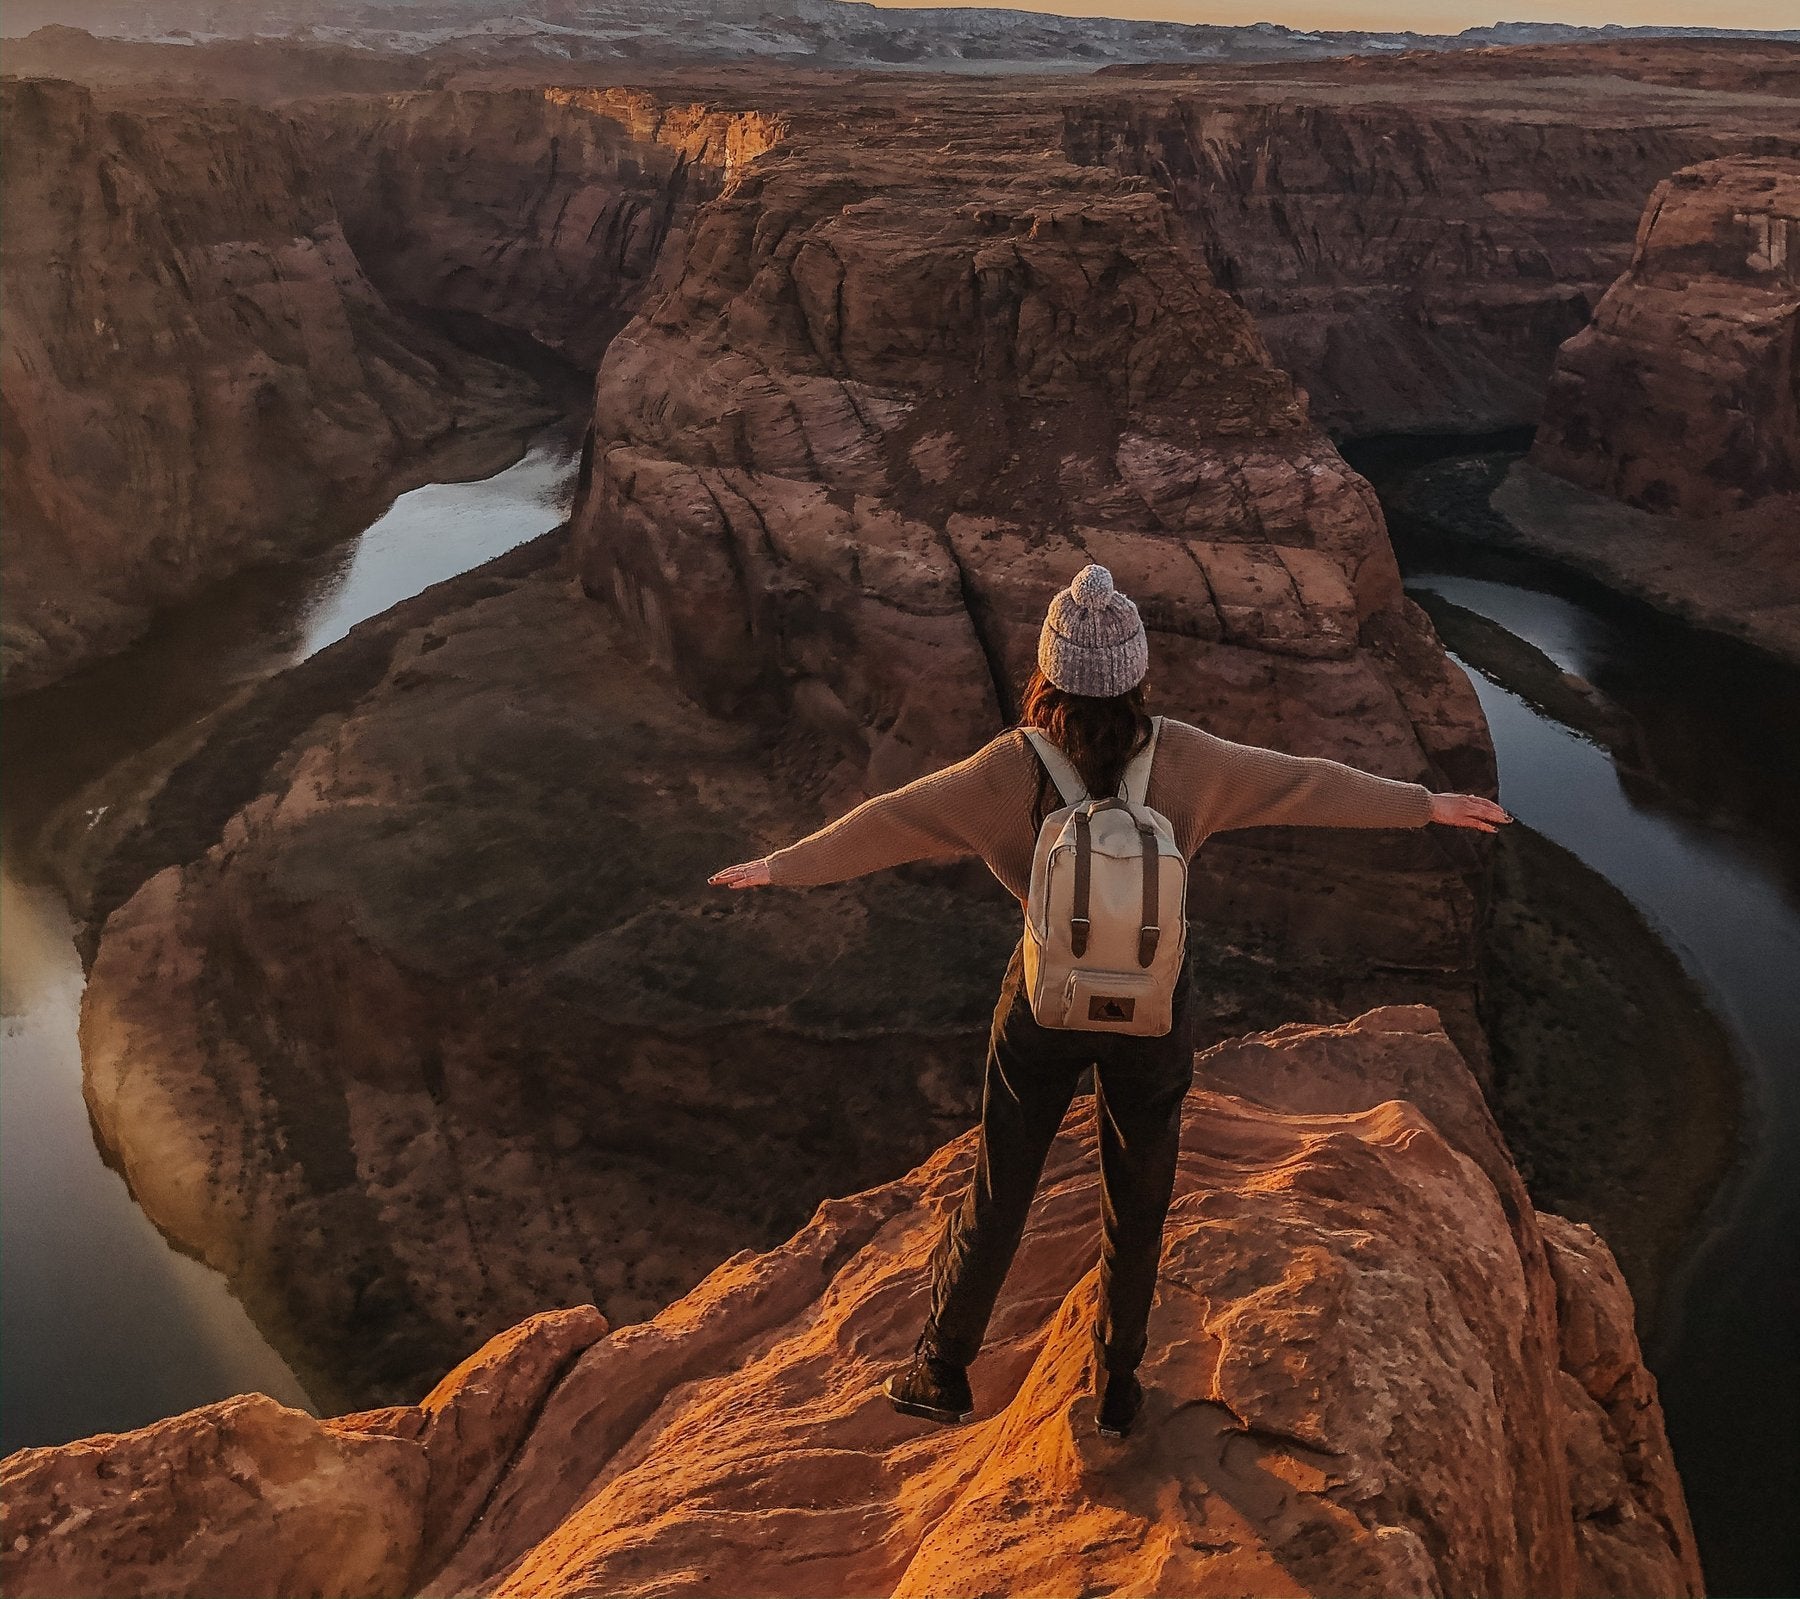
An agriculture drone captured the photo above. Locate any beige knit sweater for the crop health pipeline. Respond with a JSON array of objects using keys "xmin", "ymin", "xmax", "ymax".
[{"xmin": 764, "ymin": 719, "xmax": 1436, "ymax": 902}]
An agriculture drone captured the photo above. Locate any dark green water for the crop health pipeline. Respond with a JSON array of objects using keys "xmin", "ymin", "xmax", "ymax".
[{"xmin": 1348, "ymin": 436, "xmax": 1800, "ymax": 1597}]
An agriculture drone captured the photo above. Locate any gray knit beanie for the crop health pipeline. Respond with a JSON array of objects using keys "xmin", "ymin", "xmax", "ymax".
[{"xmin": 1036, "ymin": 564, "xmax": 1149, "ymax": 698}]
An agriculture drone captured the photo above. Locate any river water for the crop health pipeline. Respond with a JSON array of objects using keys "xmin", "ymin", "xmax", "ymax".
[
  {"xmin": 1385, "ymin": 543, "xmax": 1800, "ymax": 1593},
  {"xmin": 2, "ymin": 424, "xmax": 1792, "ymax": 1589},
  {"xmin": 0, "ymin": 423, "xmax": 580, "ymax": 1456}
]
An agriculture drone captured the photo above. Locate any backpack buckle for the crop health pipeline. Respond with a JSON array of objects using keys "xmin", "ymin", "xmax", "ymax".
[
  {"xmin": 1138, "ymin": 925, "xmax": 1160, "ymax": 967},
  {"xmin": 1070, "ymin": 916, "xmax": 1091, "ymax": 957}
]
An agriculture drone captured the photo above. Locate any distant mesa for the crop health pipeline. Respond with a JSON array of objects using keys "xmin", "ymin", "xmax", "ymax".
[{"xmin": 1, "ymin": 1, "xmax": 1797, "ymax": 71}]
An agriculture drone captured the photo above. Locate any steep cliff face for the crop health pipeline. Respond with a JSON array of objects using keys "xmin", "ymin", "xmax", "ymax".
[
  {"xmin": 0, "ymin": 77, "xmax": 542, "ymax": 695},
  {"xmin": 302, "ymin": 88, "xmax": 786, "ymax": 368},
  {"xmin": 1388, "ymin": 157, "xmax": 1800, "ymax": 665},
  {"xmin": 1063, "ymin": 96, "xmax": 1777, "ymax": 437},
  {"xmin": 572, "ymin": 118, "xmax": 1492, "ymax": 1007},
  {"xmin": 74, "ymin": 540, "xmax": 1025, "ymax": 1408},
  {"xmin": 3, "ymin": 1008, "xmax": 1702, "ymax": 1599},
  {"xmin": 1531, "ymin": 155, "xmax": 1799, "ymax": 515}
]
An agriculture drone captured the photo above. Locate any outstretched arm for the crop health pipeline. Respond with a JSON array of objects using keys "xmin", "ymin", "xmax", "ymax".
[
  {"xmin": 1171, "ymin": 723, "xmax": 1508, "ymax": 836},
  {"xmin": 710, "ymin": 733, "xmax": 1029, "ymax": 891}
]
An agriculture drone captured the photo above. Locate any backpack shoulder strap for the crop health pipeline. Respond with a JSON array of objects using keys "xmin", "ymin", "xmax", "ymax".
[
  {"xmin": 1021, "ymin": 729, "xmax": 1089, "ymax": 808},
  {"xmin": 1118, "ymin": 716, "xmax": 1163, "ymax": 807}
]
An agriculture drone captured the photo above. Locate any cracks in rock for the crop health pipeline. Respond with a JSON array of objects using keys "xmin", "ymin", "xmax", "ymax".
[
  {"xmin": 412, "ymin": 1321, "xmax": 611, "ymax": 1592},
  {"xmin": 939, "ymin": 530, "xmax": 1015, "ymax": 725}
]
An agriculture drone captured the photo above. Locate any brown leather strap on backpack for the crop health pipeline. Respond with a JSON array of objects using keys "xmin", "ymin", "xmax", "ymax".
[
  {"xmin": 1136, "ymin": 820, "xmax": 1159, "ymax": 967},
  {"xmin": 1071, "ymin": 809, "xmax": 1092, "ymax": 957}
]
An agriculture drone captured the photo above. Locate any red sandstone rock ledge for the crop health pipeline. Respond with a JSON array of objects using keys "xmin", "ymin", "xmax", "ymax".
[{"xmin": 1, "ymin": 1006, "xmax": 1700, "ymax": 1599}]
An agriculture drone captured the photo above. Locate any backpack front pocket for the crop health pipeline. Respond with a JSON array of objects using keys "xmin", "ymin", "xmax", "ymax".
[{"xmin": 1061, "ymin": 969, "xmax": 1170, "ymax": 1037}]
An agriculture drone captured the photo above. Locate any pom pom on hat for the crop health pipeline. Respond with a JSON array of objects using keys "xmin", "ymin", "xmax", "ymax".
[
  {"xmin": 1037, "ymin": 563, "xmax": 1149, "ymax": 698},
  {"xmin": 1068, "ymin": 563, "xmax": 1115, "ymax": 608}
]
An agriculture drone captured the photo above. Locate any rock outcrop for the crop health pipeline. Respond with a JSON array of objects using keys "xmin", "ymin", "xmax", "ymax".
[
  {"xmin": 573, "ymin": 114, "xmax": 1492, "ymax": 1010},
  {"xmin": 0, "ymin": 77, "xmax": 543, "ymax": 695},
  {"xmin": 1531, "ymin": 155, "xmax": 1799, "ymax": 516},
  {"xmin": 3, "ymin": 1007, "xmax": 1702, "ymax": 1599},
  {"xmin": 1064, "ymin": 85, "xmax": 1799, "ymax": 436},
  {"xmin": 1392, "ymin": 157, "xmax": 1800, "ymax": 665},
  {"xmin": 303, "ymin": 88, "xmax": 786, "ymax": 368}
]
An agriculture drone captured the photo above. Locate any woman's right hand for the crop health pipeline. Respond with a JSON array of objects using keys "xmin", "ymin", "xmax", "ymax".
[
  {"xmin": 1428, "ymin": 793, "xmax": 1513, "ymax": 833},
  {"xmin": 709, "ymin": 859, "xmax": 772, "ymax": 889}
]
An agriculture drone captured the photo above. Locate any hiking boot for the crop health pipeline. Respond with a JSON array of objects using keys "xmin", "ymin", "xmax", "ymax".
[
  {"xmin": 883, "ymin": 1338, "xmax": 974, "ymax": 1424},
  {"xmin": 1096, "ymin": 1369, "xmax": 1143, "ymax": 1439}
]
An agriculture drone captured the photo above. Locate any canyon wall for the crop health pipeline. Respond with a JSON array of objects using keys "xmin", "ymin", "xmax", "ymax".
[
  {"xmin": 1531, "ymin": 155, "xmax": 1799, "ymax": 516},
  {"xmin": 1062, "ymin": 91, "xmax": 1798, "ymax": 436},
  {"xmin": 571, "ymin": 113, "xmax": 1492, "ymax": 1002},
  {"xmin": 301, "ymin": 88, "xmax": 786, "ymax": 367},
  {"xmin": 66, "ymin": 90, "xmax": 1495, "ymax": 1407},
  {"xmin": 1422, "ymin": 155, "xmax": 1800, "ymax": 665},
  {"xmin": 3, "ymin": 1008, "xmax": 1702, "ymax": 1599},
  {"xmin": 73, "ymin": 541, "xmax": 1027, "ymax": 1407},
  {"xmin": 4, "ymin": 59, "xmax": 1745, "ymax": 1593},
  {"xmin": 0, "ymin": 77, "xmax": 542, "ymax": 695}
]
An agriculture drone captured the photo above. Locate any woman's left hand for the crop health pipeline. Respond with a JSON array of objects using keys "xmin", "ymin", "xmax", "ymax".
[
  {"xmin": 709, "ymin": 859, "xmax": 772, "ymax": 889},
  {"xmin": 1428, "ymin": 793, "xmax": 1513, "ymax": 832}
]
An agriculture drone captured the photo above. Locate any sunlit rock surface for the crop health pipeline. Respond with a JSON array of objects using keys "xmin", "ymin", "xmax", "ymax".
[{"xmin": 3, "ymin": 1008, "xmax": 1700, "ymax": 1599}]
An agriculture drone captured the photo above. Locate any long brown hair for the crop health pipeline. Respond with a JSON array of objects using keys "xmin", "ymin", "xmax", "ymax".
[{"xmin": 1018, "ymin": 666, "xmax": 1152, "ymax": 807}]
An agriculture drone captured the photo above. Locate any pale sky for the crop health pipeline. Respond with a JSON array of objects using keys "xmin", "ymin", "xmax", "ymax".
[{"xmin": 869, "ymin": 0, "xmax": 1793, "ymax": 36}]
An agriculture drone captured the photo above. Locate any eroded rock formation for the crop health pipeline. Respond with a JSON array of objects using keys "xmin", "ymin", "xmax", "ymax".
[
  {"xmin": 1064, "ymin": 91, "xmax": 1796, "ymax": 436},
  {"xmin": 3, "ymin": 1008, "xmax": 1702, "ymax": 1599},
  {"xmin": 303, "ymin": 88, "xmax": 786, "ymax": 366},
  {"xmin": 572, "ymin": 117, "xmax": 1492, "ymax": 1012},
  {"xmin": 11, "ymin": 57, "xmax": 1798, "ymax": 688},
  {"xmin": 0, "ymin": 77, "xmax": 544, "ymax": 695},
  {"xmin": 1397, "ymin": 156, "xmax": 1800, "ymax": 665},
  {"xmin": 1531, "ymin": 155, "xmax": 1799, "ymax": 516}
]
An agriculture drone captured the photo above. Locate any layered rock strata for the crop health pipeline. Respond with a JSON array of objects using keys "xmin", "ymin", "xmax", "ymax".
[
  {"xmin": 1531, "ymin": 155, "xmax": 1799, "ymax": 515},
  {"xmin": 572, "ymin": 121, "xmax": 1492, "ymax": 1015},
  {"xmin": 0, "ymin": 77, "xmax": 542, "ymax": 695},
  {"xmin": 303, "ymin": 88, "xmax": 786, "ymax": 368},
  {"xmin": 3, "ymin": 1007, "xmax": 1702, "ymax": 1599},
  {"xmin": 1063, "ymin": 95, "xmax": 1796, "ymax": 436}
]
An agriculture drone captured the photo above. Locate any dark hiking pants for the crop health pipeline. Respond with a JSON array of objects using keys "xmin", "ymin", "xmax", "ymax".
[{"xmin": 922, "ymin": 937, "xmax": 1196, "ymax": 1376}]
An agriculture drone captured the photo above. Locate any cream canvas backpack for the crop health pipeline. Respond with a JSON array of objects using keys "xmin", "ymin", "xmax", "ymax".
[{"xmin": 1020, "ymin": 716, "xmax": 1188, "ymax": 1037}]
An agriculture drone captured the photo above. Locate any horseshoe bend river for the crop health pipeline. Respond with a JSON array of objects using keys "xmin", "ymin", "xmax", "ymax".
[
  {"xmin": 2, "ymin": 429, "xmax": 1795, "ymax": 1592},
  {"xmin": 1351, "ymin": 435, "xmax": 1800, "ymax": 1598},
  {"xmin": 0, "ymin": 420, "xmax": 581, "ymax": 1453}
]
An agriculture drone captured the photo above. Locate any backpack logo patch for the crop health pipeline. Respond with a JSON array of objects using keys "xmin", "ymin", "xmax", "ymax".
[{"xmin": 1088, "ymin": 995, "xmax": 1136, "ymax": 1023}]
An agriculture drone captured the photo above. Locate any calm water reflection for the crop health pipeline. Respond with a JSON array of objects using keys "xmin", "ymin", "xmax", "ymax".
[
  {"xmin": 0, "ymin": 423, "xmax": 579, "ymax": 1454},
  {"xmin": 1405, "ymin": 568, "xmax": 1800, "ymax": 1596}
]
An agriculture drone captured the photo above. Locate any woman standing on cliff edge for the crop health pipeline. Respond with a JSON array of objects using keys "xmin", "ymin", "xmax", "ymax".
[{"xmin": 710, "ymin": 564, "xmax": 1509, "ymax": 1439}]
